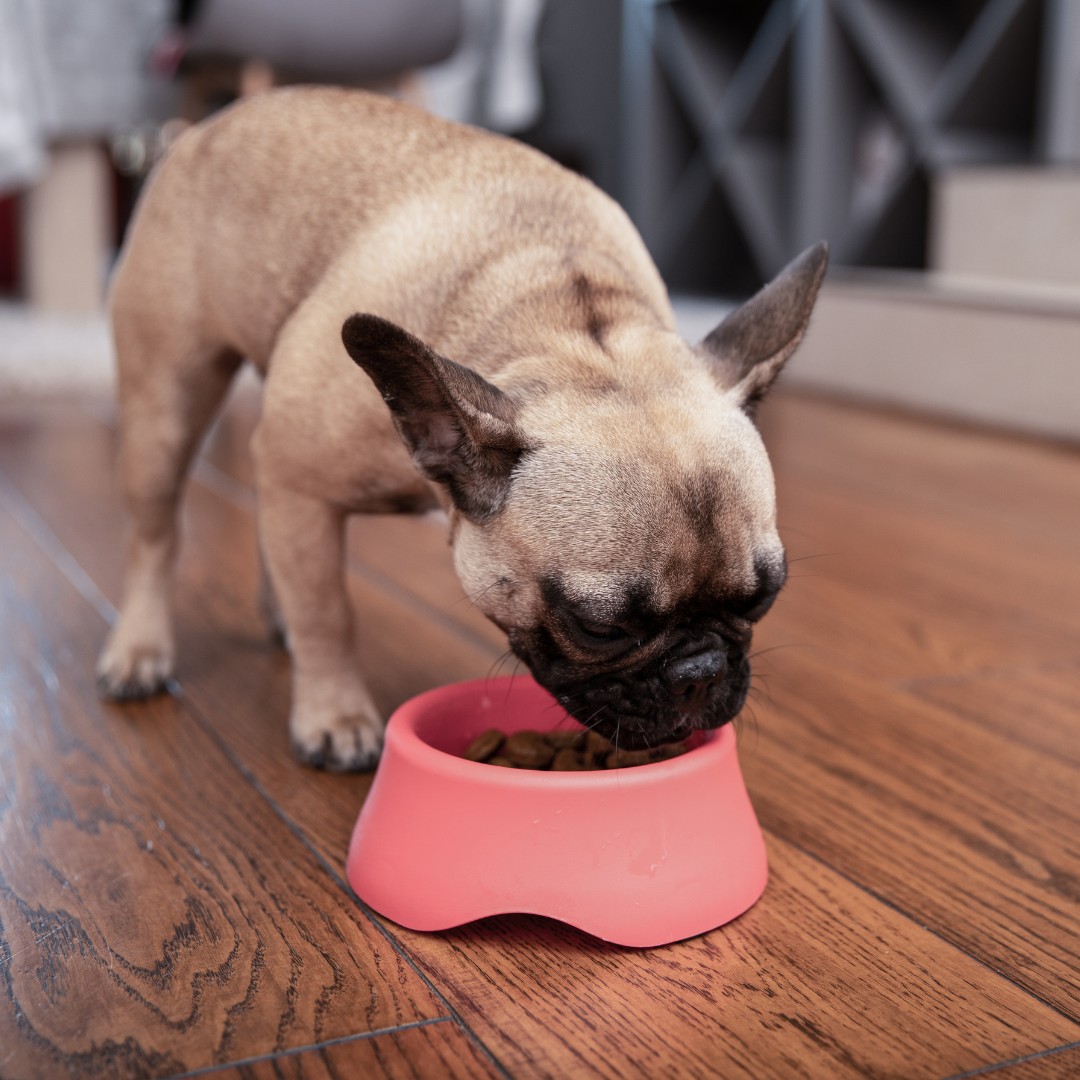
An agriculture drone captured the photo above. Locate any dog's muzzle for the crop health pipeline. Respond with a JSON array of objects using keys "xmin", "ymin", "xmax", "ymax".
[{"xmin": 537, "ymin": 631, "xmax": 752, "ymax": 749}]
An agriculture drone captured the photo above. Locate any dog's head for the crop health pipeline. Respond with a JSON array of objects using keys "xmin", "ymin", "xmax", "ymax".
[{"xmin": 342, "ymin": 242, "xmax": 827, "ymax": 746}]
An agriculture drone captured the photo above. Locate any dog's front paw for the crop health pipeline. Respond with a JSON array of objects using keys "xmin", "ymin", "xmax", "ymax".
[
  {"xmin": 291, "ymin": 712, "xmax": 384, "ymax": 771},
  {"xmin": 291, "ymin": 717, "xmax": 384, "ymax": 771},
  {"xmin": 289, "ymin": 679, "xmax": 384, "ymax": 771},
  {"xmin": 97, "ymin": 613, "xmax": 175, "ymax": 700}
]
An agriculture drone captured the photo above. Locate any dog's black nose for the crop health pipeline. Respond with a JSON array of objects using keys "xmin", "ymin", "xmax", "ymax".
[{"xmin": 664, "ymin": 646, "xmax": 727, "ymax": 710}]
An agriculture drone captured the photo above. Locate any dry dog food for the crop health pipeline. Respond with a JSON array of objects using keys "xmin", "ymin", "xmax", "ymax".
[{"xmin": 463, "ymin": 727, "xmax": 688, "ymax": 770}]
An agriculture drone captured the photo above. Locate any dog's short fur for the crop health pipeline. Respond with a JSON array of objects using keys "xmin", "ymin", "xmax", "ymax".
[{"xmin": 97, "ymin": 87, "xmax": 826, "ymax": 770}]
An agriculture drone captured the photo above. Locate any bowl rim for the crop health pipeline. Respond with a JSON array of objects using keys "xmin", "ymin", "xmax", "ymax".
[{"xmin": 385, "ymin": 676, "xmax": 735, "ymax": 789}]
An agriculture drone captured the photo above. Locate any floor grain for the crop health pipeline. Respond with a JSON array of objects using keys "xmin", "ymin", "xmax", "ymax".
[
  {"xmin": 0, "ymin": 387, "xmax": 1077, "ymax": 1079},
  {"xmin": 191, "ymin": 1021, "xmax": 501, "ymax": 1080},
  {"xmin": 0, "ymin": 485, "xmax": 447, "ymax": 1079}
]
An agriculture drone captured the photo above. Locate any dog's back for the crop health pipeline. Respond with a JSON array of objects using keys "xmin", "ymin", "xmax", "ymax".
[{"xmin": 113, "ymin": 87, "xmax": 669, "ymax": 372}]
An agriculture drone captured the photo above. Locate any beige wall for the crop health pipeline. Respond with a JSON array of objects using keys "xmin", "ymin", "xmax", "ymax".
[
  {"xmin": 787, "ymin": 275, "xmax": 1080, "ymax": 441},
  {"xmin": 932, "ymin": 169, "xmax": 1080, "ymax": 288}
]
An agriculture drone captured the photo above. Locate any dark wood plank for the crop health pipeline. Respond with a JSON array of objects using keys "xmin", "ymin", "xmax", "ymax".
[
  {"xmin": 759, "ymin": 393, "xmax": 1080, "ymax": 554},
  {"xmin": 0, "ymin": 400, "xmax": 499, "ymax": 869},
  {"xmin": 201, "ymin": 1020, "xmax": 500, "ymax": 1079},
  {"xmin": 905, "ymin": 661, "xmax": 1080, "ymax": 767},
  {"xmin": 4, "ymin": 397, "xmax": 1078, "ymax": 1078},
  {"xmin": 738, "ymin": 652, "xmax": 1080, "ymax": 1019},
  {"xmin": 0, "ymin": 483, "xmax": 448, "ymax": 1078},
  {"xmin": 968, "ymin": 1045, "xmax": 1080, "ymax": 1079},
  {"xmin": 388, "ymin": 835, "xmax": 1079, "ymax": 1080},
  {"xmin": 752, "ymin": 480, "xmax": 1080, "ymax": 683},
  {"xmin": 755, "ymin": 394, "xmax": 1080, "ymax": 682}
]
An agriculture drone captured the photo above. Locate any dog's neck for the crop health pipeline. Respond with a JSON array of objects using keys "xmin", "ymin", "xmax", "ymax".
[{"xmin": 426, "ymin": 244, "xmax": 675, "ymax": 378}]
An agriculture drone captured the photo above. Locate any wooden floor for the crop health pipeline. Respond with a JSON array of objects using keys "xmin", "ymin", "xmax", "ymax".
[{"xmin": 0, "ymin": 382, "xmax": 1077, "ymax": 1079}]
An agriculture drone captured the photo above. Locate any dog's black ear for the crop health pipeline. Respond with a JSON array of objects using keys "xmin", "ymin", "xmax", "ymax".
[
  {"xmin": 699, "ymin": 241, "xmax": 828, "ymax": 416},
  {"xmin": 342, "ymin": 314, "xmax": 526, "ymax": 521}
]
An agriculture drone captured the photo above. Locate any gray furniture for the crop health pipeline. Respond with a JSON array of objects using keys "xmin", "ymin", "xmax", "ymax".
[
  {"xmin": 621, "ymin": 0, "xmax": 1080, "ymax": 289},
  {"xmin": 185, "ymin": 0, "xmax": 464, "ymax": 83}
]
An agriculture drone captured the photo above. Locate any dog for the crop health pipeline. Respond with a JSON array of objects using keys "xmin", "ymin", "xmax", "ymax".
[{"xmin": 96, "ymin": 86, "xmax": 827, "ymax": 770}]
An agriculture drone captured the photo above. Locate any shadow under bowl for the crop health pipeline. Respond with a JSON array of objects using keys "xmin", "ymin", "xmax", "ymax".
[{"xmin": 346, "ymin": 676, "xmax": 767, "ymax": 948}]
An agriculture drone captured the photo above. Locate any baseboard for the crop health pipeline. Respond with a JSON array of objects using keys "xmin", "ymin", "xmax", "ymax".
[{"xmin": 778, "ymin": 270, "xmax": 1080, "ymax": 442}]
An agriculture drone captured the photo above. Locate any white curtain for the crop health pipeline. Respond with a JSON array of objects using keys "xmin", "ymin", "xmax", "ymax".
[{"xmin": 0, "ymin": 0, "xmax": 169, "ymax": 193}]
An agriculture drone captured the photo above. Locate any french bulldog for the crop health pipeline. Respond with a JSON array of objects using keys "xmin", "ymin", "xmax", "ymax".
[{"xmin": 97, "ymin": 86, "xmax": 827, "ymax": 770}]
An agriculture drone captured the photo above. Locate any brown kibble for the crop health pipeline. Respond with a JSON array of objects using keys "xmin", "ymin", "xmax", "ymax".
[
  {"xmin": 604, "ymin": 747, "xmax": 656, "ymax": 770},
  {"xmin": 545, "ymin": 729, "xmax": 586, "ymax": 751},
  {"xmin": 585, "ymin": 730, "xmax": 613, "ymax": 758},
  {"xmin": 462, "ymin": 728, "xmax": 689, "ymax": 771},
  {"xmin": 464, "ymin": 728, "xmax": 505, "ymax": 762},
  {"xmin": 551, "ymin": 747, "xmax": 592, "ymax": 771},
  {"xmin": 504, "ymin": 730, "xmax": 555, "ymax": 768},
  {"xmin": 652, "ymin": 741, "xmax": 689, "ymax": 761}
]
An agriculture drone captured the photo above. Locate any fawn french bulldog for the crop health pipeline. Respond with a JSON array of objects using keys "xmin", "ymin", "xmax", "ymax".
[{"xmin": 97, "ymin": 87, "xmax": 826, "ymax": 769}]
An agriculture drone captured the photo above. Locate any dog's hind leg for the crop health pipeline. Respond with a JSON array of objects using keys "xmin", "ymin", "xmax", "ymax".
[{"xmin": 97, "ymin": 321, "xmax": 242, "ymax": 700}]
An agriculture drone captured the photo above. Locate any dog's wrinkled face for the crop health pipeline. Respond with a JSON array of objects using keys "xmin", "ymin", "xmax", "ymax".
[
  {"xmin": 343, "ymin": 242, "xmax": 827, "ymax": 745},
  {"xmin": 450, "ymin": 390, "xmax": 788, "ymax": 747}
]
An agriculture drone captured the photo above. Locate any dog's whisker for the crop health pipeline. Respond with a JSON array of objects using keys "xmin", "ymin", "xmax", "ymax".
[
  {"xmin": 733, "ymin": 703, "xmax": 761, "ymax": 753},
  {"xmin": 501, "ymin": 655, "xmax": 526, "ymax": 710},
  {"xmin": 786, "ymin": 551, "xmax": 833, "ymax": 564},
  {"xmin": 746, "ymin": 683, "xmax": 775, "ymax": 709},
  {"xmin": 484, "ymin": 648, "xmax": 515, "ymax": 685},
  {"xmin": 543, "ymin": 687, "xmax": 596, "ymax": 715},
  {"xmin": 574, "ymin": 705, "xmax": 609, "ymax": 735},
  {"xmin": 454, "ymin": 578, "xmax": 506, "ymax": 612},
  {"xmin": 748, "ymin": 642, "xmax": 806, "ymax": 662}
]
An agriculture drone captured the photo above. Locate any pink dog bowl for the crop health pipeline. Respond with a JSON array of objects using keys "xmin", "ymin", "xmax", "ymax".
[{"xmin": 346, "ymin": 676, "xmax": 768, "ymax": 947}]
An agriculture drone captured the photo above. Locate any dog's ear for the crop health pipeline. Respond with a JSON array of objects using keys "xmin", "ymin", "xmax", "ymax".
[
  {"xmin": 699, "ymin": 241, "xmax": 828, "ymax": 416},
  {"xmin": 342, "ymin": 313, "xmax": 526, "ymax": 521}
]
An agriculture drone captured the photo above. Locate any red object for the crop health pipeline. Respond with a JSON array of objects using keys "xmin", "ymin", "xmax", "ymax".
[
  {"xmin": 150, "ymin": 27, "xmax": 190, "ymax": 77},
  {"xmin": 0, "ymin": 196, "xmax": 20, "ymax": 296},
  {"xmin": 347, "ymin": 676, "xmax": 768, "ymax": 947}
]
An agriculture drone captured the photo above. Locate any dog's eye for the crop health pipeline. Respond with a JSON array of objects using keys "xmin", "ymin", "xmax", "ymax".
[{"xmin": 569, "ymin": 618, "xmax": 630, "ymax": 647}]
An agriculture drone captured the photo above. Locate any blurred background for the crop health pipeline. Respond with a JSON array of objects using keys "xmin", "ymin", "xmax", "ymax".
[{"xmin": 0, "ymin": 0, "xmax": 1077, "ymax": 440}]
